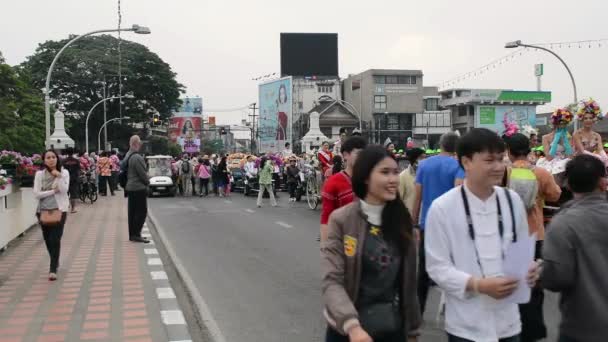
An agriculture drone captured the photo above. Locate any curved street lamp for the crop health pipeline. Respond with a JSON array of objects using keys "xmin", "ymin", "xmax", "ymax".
[
  {"xmin": 505, "ymin": 40, "xmax": 578, "ymax": 127},
  {"xmin": 45, "ymin": 24, "xmax": 151, "ymax": 147},
  {"xmin": 85, "ymin": 97, "xmax": 121, "ymax": 153},
  {"xmin": 98, "ymin": 117, "xmax": 130, "ymax": 152}
]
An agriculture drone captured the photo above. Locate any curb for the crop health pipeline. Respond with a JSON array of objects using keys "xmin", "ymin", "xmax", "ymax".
[{"xmin": 147, "ymin": 211, "xmax": 226, "ymax": 342}]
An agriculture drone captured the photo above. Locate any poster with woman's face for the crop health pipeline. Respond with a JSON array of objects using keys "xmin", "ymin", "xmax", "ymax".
[
  {"xmin": 258, "ymin": 77, "xmax": 292, "ymax": 153},
  {"xmin": 169, "ymin": 116, "xmax": 201, "ymax": 153}
]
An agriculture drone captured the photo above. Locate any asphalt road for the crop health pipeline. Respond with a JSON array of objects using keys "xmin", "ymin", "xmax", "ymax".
[{"xmin": 148, "ymin": 191, "xmax": 561, "ymax": 342}]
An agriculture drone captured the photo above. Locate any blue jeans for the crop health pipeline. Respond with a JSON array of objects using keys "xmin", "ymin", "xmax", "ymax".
[{"xmin": 448, "ymin": 334, "xmax": 520, "ymax": 342}]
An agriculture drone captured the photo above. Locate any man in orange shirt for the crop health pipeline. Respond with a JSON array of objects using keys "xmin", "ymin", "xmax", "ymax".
[{"xmin": 506, "ymin": 133, "xmax": 561, "ymax": 342}]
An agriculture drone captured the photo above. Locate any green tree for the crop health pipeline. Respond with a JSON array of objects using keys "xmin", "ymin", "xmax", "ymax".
[
  {"xmin": 0, "ymin": 51, "xmax": 45, "ymax": 154},
  {"xmin": 20, "ymin": 35, "xmax": 184, "ymax": 151}
]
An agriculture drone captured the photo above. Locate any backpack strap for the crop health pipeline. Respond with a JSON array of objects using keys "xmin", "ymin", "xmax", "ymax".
[
  {"xmin": 503, "ymin": 188, "xmax": 517, "ymax": 242},
  {"xmin": 122, "ymin": 152, "xmax": 136, "ymax": 171}
]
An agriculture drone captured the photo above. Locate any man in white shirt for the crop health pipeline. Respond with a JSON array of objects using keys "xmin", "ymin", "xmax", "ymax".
[{"xmin": 425, "ymin": 128, "xmax": 540, "ymax": 342}]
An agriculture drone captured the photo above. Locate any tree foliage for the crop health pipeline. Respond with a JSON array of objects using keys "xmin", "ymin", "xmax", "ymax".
[
  {"xmin": 0, "ymin": 51, "xmax": 45, "ymax": 154},
  {"xmin": 20, "ymin": 35, "xmax": 184, "ymax": 151}
]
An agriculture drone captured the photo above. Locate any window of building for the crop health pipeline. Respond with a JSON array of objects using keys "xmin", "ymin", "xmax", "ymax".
[
  {"xmin": 386, "ymin": 76, "xmax": 399, "ymax": 84},
  {"xmin": 317, "ymin": 85, "xmax": 333, "ymax": 93},
  {"xmin": 374, "ymin": 95, "xmax": 387, "ymax": 110},
  {"xmin": 425, "ymin": 98, "xmax": 439, "ymax": 111},
  {"xmin": 373, "ymin": 75, "xmax": 385, "ymax": 84},
  {"xmin": 458, "ymin": 106, "xmax": 468, "ymax": 117},
  {"xmin": 298, "ymin": 101, "xmax": 303, "ymax": 110}
]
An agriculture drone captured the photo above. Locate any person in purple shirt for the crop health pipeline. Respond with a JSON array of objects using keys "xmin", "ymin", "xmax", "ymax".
[{"xmin": 412, "ymin": 132, "xmax": 465, "ymax": 315}]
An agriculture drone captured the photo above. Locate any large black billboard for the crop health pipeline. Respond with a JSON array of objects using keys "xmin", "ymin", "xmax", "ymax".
[{"xmin": 280, "ymin": 33, "xmax": 338, "ymax": 77}]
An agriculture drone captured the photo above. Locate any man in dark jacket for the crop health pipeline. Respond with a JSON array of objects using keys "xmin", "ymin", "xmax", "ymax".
[
  {"xmin": 62, "ymin": 147, "xmax": 81, "ymax": 213},
  {"xmin": 122, "ymin": 135, "xmax": 150, "ymax": 243},
  {"xmin": 540, "ymin": 154, "xmax": 608, "ymax": 342}
]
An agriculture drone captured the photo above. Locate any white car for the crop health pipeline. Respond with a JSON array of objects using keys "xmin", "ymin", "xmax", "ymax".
[{"xmin": 146, "ymin": 155, "xmax": 176, "ymax": 197}]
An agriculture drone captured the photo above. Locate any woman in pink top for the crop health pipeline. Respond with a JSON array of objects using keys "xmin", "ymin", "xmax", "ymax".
[{"xmin": 197, "ymin": 157, "xmax": 212, "ymax": 197}]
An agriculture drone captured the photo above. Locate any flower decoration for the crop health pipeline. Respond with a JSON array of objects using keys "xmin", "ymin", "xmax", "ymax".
[
  {"xmin": 551, "ymin": 107, "xmax": 574, "ymax": 128},
  {"xmin": 0, "ymin": 175, "xmax": 12, "ymax": 190},
  {"xmin": 502, "ymin": 115, "xmax": 519, "ymax": 137},
  {"xmin": 0, "ymin": 150, "xmax": 23, "ymax": 165},
  {"xmin": 577, "ymin": 98, "xmax": 603, "ymax": 121}
]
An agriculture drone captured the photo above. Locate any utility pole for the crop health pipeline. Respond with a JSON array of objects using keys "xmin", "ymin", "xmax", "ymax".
[{"xmin": 248, "ymin": 103, "xmax": 258, "ymax": 154}]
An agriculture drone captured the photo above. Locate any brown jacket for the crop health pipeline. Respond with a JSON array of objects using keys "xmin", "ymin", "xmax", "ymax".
[{"xmin": 321, "ymin": 201, "xmax": 421, "ymax": 337}]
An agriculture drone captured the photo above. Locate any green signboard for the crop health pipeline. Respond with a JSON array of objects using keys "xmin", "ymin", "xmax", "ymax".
[
  {"xmin": 479, "ymin": 107, "xmax": 496, "ymax": 125},
  {"xmin": 497, "ymin": 91, "xmax": 551, "ymax": 102}
]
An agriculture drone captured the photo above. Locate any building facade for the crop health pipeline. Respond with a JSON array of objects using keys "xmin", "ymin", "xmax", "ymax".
[
  {"xmin": 343, "ymin": 69, "xmax": 451, "ymax": 148},
  {"xmin": 439, "ymin": 88, "xmax": 552, "ymax": 136}
]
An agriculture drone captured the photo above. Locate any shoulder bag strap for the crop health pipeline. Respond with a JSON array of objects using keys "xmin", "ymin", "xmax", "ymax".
[{"xmin": 503, "ymin": 188, "xmax": 517, "ymax": 242}]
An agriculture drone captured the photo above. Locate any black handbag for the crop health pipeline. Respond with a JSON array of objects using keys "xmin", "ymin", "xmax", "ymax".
[{"xmin": 359, "ymin": 299, "xmax": 402, "ymax": 338}]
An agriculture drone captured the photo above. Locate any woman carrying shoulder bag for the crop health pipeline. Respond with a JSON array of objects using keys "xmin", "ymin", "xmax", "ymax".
[
  {"xmin": 321, "ymin": 145, "xmax": 421, "ymax": 342},
  {"xmin": 33, "ymin": 149, "xmax": 70, "ymax": 281}
]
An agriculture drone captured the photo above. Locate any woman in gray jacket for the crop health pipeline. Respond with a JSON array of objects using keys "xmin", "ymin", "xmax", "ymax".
[{"xmin": 321, "ymin": 145, "xmax": 420, "ymax": 342}]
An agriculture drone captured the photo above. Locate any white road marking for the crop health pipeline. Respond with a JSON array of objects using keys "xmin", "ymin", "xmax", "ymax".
[
  {"xmin": 224, "ymin": 200, "xmax": 232, "ymax": 204},
  {"xmin": 161, "ymin": 310, "xmax": 187, "ymax": 325},
  {"xmin": 245, "ymin": 209, "xmax": 255, "ymax": 213},
  {"xmin": 156, "ymin": 287, "xmax": 176, "ymax": 299},
  {"xmin": 148, "ymin": 240, "xmax": 155, "ymax": 245},
  {"xmin": 144, "ymin": 248, "xmax": 158, "ymax": 255},
  {"xmin": 142, "ymin": 228, "xmax": 149, "ymax": 232},
  {"xmin": 275, "ymin": 221, "xmax": 293, "ymax": 229},
  {"xmin": 142, "ymin": 233, "xmax": 151, "ymax": 238},
  {"xmin": 151, "ymin": 271, "xmax": 168, "ymax": 280},
  {"xmin": 148, "ymin": 258, "xmax": 163, "ymax": 266}
]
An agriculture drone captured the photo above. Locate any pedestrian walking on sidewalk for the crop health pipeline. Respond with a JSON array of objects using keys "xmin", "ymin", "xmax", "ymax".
[
  {"xmin": 34, "ymin": 149, "xmax": 70, "ymax": 281},
  {"xmin": 62, "ymin": 147, "xmax": 81, "ymax": 213},
  {"xmin": 321, "ymin": 145, "xmax": 421, "ymax": 342},
  {"xmin": 123, "ymin": 135, "xmax": 150, "ymax": 243},
  {"xmin": 217, "ymin": 156, "xmax": 229, "ymax": 197},
  {"xmin": 540, "ymin": 154, "xmax": 608, "ymax": 342},
  {"xmin": 97, "ymin": 151, "xmax": 114, "ymax": 196},
  {"xmin": 256, "ymin": 157, "xmax": 277, "ymax": 207},
  {"xmin": 110, "ymin": 150, "xmax": 121, "ymax": 191}
]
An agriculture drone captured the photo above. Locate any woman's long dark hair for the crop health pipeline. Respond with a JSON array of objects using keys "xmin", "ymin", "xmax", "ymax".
[
  {"xmin": 42, "ymin": 149, "xmax": 62, "ymax": 172},
  {"xmin": 331, "ymin": 155, "xmax": 343, "ymax": 175},
  {"xmin": 352, "ymin": 145, "xmax": 412, "ymax": 253}
]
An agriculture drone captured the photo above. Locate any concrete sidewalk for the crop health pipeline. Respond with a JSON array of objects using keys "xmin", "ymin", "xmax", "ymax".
[{"xmin": 0, "ymin": 194, "xmax": 192, "ymax": 342}]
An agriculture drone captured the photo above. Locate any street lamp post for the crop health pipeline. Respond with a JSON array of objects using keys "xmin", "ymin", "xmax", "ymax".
[
  {"xmin": 86, "ymin": 97, "xmax": 121, "ymax": 154},
  {"xmin": 98, "ymin": 117, "xmax": 130, "ymax": 152},
  {"xmin": 505, "ymin": 40, "xmax": 578, "ymax": 127},
  {"xmin": 45, "ymin": 24, "xmax": 151, "ymax": 147}
]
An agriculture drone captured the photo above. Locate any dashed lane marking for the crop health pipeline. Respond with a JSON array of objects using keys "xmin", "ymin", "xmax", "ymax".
[
  {"xmin": 275, "ymin": 221, "xmax": 293, "ymax": 229},
  {"xmin": 161, "ymin": 310, "xmax": 187, "ymax": 325}
]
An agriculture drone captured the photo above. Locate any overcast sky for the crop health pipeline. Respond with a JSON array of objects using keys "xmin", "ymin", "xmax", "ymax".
[{"xmin": 1, "ymin": 0, "xmax": 606, "ymax": 126}]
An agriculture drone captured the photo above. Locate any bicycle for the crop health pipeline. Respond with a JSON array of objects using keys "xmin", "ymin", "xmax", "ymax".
[
  {"xmin": 302, "ymin": 164, "xmax": 321, "ymax": 210},
  {"xmin": 79, "ymin": 171, "xmax": 98, "ymax": 204}
]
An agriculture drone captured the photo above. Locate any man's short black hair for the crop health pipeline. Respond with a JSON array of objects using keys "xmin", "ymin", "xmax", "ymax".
[
  {"xmin": 341, "ymin": 136, "xmax": 367, "ymax": 154},
  {"xmin": 439, "ymin": 132, "xmax": 460, "ymax": 153},
  {"xmin": 504, "ymin": 133, "xmax": 530, "ymax": 158},
  {"xmin": 64, "ymin": 147, "xmax": 74, "ymax": 155},
  {"xmin": 456, "ymin": 128, "xmax": 505, "ymax": 167},
  {"xmin": 566, "ymin": 154, "xmax": 606, "ymax": 193},
  {"xmin": 285, "ymin": 142, "xmax": 290, "ymax": 148}
]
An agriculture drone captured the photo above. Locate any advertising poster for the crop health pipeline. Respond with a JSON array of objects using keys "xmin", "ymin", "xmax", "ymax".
[
  {"xmin": 476, "ymin": 105, "xmax": 537, "ymax": 134},
  {"xmin": 175, "ymin": 97, "xmax": 203, "ymax": 115},
  {"xmin": 169, "ymin": 116, "xmax": 202, "ymax": 153},
  {"xmin": 258, "ymin": 77, "xmax": 292, "ymax": 153}
]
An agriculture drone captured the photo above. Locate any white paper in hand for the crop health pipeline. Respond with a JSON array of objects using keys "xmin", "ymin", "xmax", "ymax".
[{"xmin": 502, "ymin": 232, "xmax": 536, "ymax": 304}]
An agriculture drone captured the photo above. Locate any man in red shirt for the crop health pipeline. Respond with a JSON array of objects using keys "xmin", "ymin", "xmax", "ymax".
[{"xmin": 320, "ymin": 136, "xmax": 367, "ymax": 242}]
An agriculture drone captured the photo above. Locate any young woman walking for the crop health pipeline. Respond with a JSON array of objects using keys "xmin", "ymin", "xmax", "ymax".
[
  {"xmin": 321, "ymin": 145, "xmax": 420, "ymax": 342},
  {"xmin": 33, "ymin": 149, "xmax": 70, "ymax": 281},
  {"xmin": 198, "ymin": 157, "xmax": 212, "ymax": 197}
]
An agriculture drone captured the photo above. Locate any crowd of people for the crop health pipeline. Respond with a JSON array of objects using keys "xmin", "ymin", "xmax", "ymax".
[
  {"xmin": 27, "ymin": 99, "xmax": 608, "ymax": 341},
  {"xmin": 318, "ymin": 100, "xmax": 608, "ymax": 342}
]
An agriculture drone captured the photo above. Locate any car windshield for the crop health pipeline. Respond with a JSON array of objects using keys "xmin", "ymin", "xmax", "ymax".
[{"xmin": 148, "ymin": 158, "xmax": 172, "ymax": 177}]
